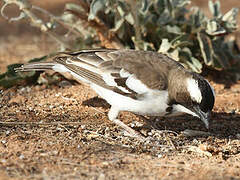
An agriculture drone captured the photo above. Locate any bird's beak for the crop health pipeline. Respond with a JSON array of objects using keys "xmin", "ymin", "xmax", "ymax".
[{"xmin": 193, "ymin": 106, "xmax": 211, "ymax": 129}]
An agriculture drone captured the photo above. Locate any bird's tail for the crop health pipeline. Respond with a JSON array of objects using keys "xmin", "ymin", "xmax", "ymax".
[{"xmin": 15, "ymin": 62, "xmax": 57, "ymax": 72}]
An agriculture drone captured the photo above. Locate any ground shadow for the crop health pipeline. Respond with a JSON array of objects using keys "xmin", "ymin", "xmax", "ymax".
[
  {"xmin": 150, "ymin": 112, "xmax": 240, "ymax": 139},
  {"xmin": 82, "ymin": 96, "xmax": 240, "ymax": 140},
  {"xmin": 82, "ymin": 96, "xmax": 110, "ymax": 109}
]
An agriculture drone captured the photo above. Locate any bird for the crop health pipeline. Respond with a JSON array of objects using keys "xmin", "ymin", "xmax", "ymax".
[{"xmin": 15, "ymin": 49, "xmax": 215, "ymax": 139}]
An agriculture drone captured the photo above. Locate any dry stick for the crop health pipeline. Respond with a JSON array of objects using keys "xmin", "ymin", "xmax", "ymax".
[
  {"xmin": 32, "ymin": 5, "xmax": 83, "ymax": 37},
  {"xmin": 126, "ymin": 0, "xmax": 142, "ymax": 49},
  {"xmin": 1, "ymin": 0, "xmax": 123, "ymax": 49},
  {"xmin": 0, "ymin": 121, "xmax": 82, "ymax": 126},
  {"xmin": 187, "ymin": 145, "xmax": 212, "ymax": 157},
  {"xmin": 182, "ymin": 129, "xmax": 212, "ymax": 137},
  {"xmin": 66, "ymin": 9, "xmax": 124, "ymax": 49},
  {"xmin": 1, "ymin": 0, "xmax": 71, "ymax": 49}
]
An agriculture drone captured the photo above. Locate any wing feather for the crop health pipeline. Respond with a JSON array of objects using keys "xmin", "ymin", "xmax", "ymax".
[{"xmin": 52, "ymin": 49, "xmax": 182, "ymax": 98}]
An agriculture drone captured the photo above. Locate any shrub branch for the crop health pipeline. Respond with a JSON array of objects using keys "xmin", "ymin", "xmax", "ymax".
[{"xmin": 1, "ymin": 0, "xmax": 71, "ymax": 49}]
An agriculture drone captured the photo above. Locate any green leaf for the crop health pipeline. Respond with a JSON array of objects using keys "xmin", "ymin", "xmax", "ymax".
[
  {"xmin": 211, "ymin": 40, "xmax": 231, "ymax": 69},
  {"xmin": 206, "ymin": 20, "xmax": 226, "ymax": 35},
  {"xmin": 0, "ymin": 64, "xmax": 37, "ymax": 88},
  {"xmin": 157, "ymin": 9, "xmax": 171, "ymax": 25},
  {"xmin": 125, "ymin": 13, "xmax": 134, "ymax": 25},
  {"xmin": 180, "ymin": 47, "xmax": 202, "ymax": 73},
  {"xmin": 110, "ymin": 18, "xmax": 124, "ymax": 32},
  {"xmin": 208, "ymin": 0, "xmax": 221, "ymax": 18},
  {"xmin": 158, "ymin": 39, "xmax": 171, "ymax": 53},
  {"xmin": 222, "ymin": 8, "xmax": 239, "ymax": 31},
  {"xmin": 191, "ymin": 57, "xmax": 203, "ymax": 72},
  {"xmin": 88, "ymin": 0, "xmax": 106, "ymax": 20},
  {"xmin": 132, "ymin": 37, "xmax": 155, "ymax": 51},
  {"xmin": 117, "ymin": 5, "xmax": 125, "ymax": 17},
  {"xmin": 197, "ymin": 32, "xmax": 213, "ymax": 66},
  {"xmin": 140, "ymin": 0, "xmax": 153, "ymax": 15},
  {"xmin": 37, "ymin": 0, "xmax": 240, "ymax": 74},
  {"xmin": 190, "ymin": 7, "xmax": 206, "ymax": 29},
  {"xmin": 212, "ymin": 53, "xmax": 227, "ymax": 70},
  {"xmin": 222, "ymin": 8, "xmax": 238, "ymax": 22},
  {"xmin": 169, "ymin": 48, "xmax": 180, "ymax": 61},
  {"xmin": 166, "ymin": 25, "xmax": 182, "ymax": 34},
  {"xmin": 65, "ymin": 3, "xmax": 85, "ymax": 12},
  {"xmin": 0, "ymin": 56, "xmax": 48, "ymax": 88},
  {"xmin": 171, "ymin": 0, "xmax": 190, "ymax": 9},
  {"xmin": 170, "ymin": 35, "xmax": 193, "ymax": 49},
  {"xmin": 153, "ymin": 0, "xmax": 166, "ymax": 15},
  {"xmin": 29, "ymin": 55, "xmax": 48, "ymax": 63},
  {"xmin": 185, "ymin": 58, "xmax": 202, "ymax": 73}
]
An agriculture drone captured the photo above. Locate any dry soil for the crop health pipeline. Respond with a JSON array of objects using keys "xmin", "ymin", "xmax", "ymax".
[{"xmin": 0, "ymin": 1, "xmax": 240, "ymax": 180}]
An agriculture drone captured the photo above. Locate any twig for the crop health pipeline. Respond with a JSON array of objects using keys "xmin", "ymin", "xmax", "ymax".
[
  {"xmin": 0, "ymin": 121, "xmax": 82, "ymax": 126},
  {"xmin": 83, "ymin": 129, "xmax": 116, "ymax": 141},
  {"xmin": 89, "ymin": 107, "xmax": 105, "ymax": 114},
  {"xmin": 66, "ymin": 8, "xmax": 124, "ymax": 49},
  {"xmin": 126, "ymin": 0, "xmax": 142, "ymax": 49},
  {"xmin": 156, "ymin": 163, "xmax": 193, "ymax": 171},
  {"xmin": 1, "ymin": 0, "xmax": 71, "ymax": 49},
  {"xmin": 187, "ymin": 146, "xmax": 212, "ymax": 157},
  {"xmin": 182, "ymin": 129, "xmax": 212, "ymax": 137},
  {"xmin": 166, "ymin": 136, "xmax": 176, "ymax": 150},
  {"xmin": 1, "ymin": 0, "xmax": 124, "ymax": 49},
  {"xmin": 32, "ymin": 5, "xmax": 83, "ymax": 37},
  {"xmin": 157, "ymin": 130, "xmax": 179, "ymax": 136}
]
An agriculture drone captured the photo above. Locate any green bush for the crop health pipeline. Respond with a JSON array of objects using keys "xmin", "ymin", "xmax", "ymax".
[
  {"xmin": 64, "ymin": 0, "xmax": 239, "ymax": 72},
  {"xmin": 0, "ymin": 0, "xmax": 239, "ymax": 88}
]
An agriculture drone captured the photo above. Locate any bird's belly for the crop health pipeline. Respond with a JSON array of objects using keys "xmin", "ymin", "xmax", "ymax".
[{"xmin": 92, "ymin": 84, "xmax": 169, "ymax": 116}]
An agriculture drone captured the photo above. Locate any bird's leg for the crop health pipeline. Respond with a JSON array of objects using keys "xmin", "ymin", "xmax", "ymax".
[{"xmin": 108, "ymin": 107, "xmax": 145, "ymax": 140}]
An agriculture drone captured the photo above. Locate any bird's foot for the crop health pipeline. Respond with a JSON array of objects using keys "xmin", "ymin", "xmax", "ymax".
[{"xmin": 111, "ymin": 118, "xmax": 146, "ymax": 141}]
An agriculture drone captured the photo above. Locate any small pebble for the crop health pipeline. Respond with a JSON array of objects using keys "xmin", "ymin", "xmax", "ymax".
[
  {"xmin": 98, "ymin": 173, "xmax": 106, "ymax": 180},
  {"xmin": 19, "ymin": 154, "xmax": 25, "ymax": 160},
  {"xmin": 0, "ymin": 159, "xmax": 6, "ymax": 163},
  {"xmin": 157, "ymin": 154, "xmax": 163, "ymax": 158}
]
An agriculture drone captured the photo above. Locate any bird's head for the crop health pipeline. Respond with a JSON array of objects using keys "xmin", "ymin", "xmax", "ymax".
[{"xmin": 169, "ymin": 73, "xmax": 215, "ymax": 129}]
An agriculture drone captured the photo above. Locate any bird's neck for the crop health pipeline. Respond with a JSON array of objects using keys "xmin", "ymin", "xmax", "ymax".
[{"xmin": 167, "ymin": 69, "xmax": 191, "ymax": 104}]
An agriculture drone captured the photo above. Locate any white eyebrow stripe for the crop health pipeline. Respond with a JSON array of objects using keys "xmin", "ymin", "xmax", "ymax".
[{"xmin": 186, "ymin": 78, "xmax": 202, "ymax": 103}]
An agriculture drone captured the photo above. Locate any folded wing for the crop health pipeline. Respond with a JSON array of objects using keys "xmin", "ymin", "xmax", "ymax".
[{"xmin": 16, "ymin": 49, "xmax": 173, "ymax": 99}]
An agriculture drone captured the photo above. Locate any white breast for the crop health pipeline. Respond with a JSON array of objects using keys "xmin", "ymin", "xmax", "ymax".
[{"xmin": 91, "ymin": 84, "xmax": 169, "ymax": 116}]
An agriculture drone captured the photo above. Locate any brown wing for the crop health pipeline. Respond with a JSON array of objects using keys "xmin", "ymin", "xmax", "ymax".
[
  {"xmin": 98, "ymin": 49, "xmax": 183, "ymax": 90},
  {"xmin": 53, "ymin": 49, "xmax": 183, "ymax": 94},
  {"xmin": 53, "ymin": 50, "xmax": 138, "ymax": 98}
]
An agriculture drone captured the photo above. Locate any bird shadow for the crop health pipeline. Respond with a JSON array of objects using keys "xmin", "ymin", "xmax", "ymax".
[
  {"xmin": 151, "ymin": 112, "xmax": 240, "ymax": 139},
  {"xmin": 82, "ymin": 96, "xmax": 110, "ymax": 109},
  {"xmin": 82, "ymin": 96, "xmax": 240, "ymax": 140}
]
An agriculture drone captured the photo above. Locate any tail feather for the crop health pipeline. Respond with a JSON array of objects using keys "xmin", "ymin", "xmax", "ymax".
[{"xmin": 15, "ymin": 62, "xmax": 57, "ymax": 72}]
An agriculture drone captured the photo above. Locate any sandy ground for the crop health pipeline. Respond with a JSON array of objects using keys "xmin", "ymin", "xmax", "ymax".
[{"xmin": 0, "ymin": 0, "xmax": 240, "ymax": 180}]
